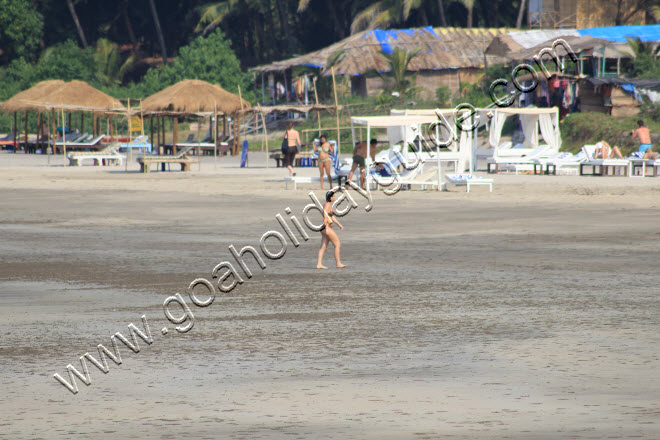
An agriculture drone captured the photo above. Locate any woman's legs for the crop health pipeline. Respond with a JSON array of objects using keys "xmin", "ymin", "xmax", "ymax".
[
  {"xmin": 324, "ymin": 160, "xmax": 332, "ymax": 188},
  {"xmin": 610, "ymin": 146, "xmax": 623, "ymax": 159},
  {"xmin": 325, "ymin": 227, "xmax": 345, "ymax": 268},
  {"xmin": 318, "ymin": 162, "xmax": 325, "ymax": 189},
  {"xmin": 317, "ymin": 232, "xmax": 329, "ymax": 269}
]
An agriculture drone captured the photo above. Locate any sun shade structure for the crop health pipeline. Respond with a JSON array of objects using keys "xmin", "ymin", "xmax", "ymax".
[
  {"xmin": 35, "ymin": 80, "xmax": 125, "ymax": 112},
  {"xmin": 141, "ymin": 79, "xmax": 250, "ymax": 115},
  {"xmin": 0, "ymin": 80, "xmax": 66, "ymax": 113}
]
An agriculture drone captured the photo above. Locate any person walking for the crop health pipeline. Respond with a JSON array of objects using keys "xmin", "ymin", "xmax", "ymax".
[
  {"xmin": 314, "ymin": 134, "xmax": 334, "ymax": 189},
  {"xmin": 284, "ymin": 123, "xmax": 301, "ymax": 177},
  {"xmin": 347, "ymin": 139, "xmax": 377, "ymax": 189},
  {"xmin": 317, "ymin": 190, "xmax": 346, "ymax": 270}
]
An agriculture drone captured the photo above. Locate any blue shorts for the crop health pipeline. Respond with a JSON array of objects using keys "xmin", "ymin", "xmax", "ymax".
[{"xmin": 639, "ymin": 143, "xmax": 652, "ymax": 153}]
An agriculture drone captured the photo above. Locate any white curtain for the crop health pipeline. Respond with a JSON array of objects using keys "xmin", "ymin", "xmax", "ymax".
[
  {"xmin": 489, "ymin": 111, "xmax": 506, "ymax": 148},
  {"xmin": 457, "ymin": 121, "xmax": 472, "ymax": 172},
  {"xmin": 539, "ymin": 113, "xmax": 561, "ymax": 151},
  {"xmin": 520, "ymin": 114, "xmax": 539, "ymax": 147}
]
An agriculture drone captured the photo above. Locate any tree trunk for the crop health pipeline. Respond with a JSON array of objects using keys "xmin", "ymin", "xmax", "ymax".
[
  {"xmin": 419, "ymin": 5, "xmax": 429, "ymax": 26},
  {"xmin": 492, "ymin": 0, "xmax": 499, "ymax": 27},
  {"xmin": 147, "ymin": 0, "xmax": 167, "ymax": 64},
  {"xmin": 516, "ymin": 0, "xmax": 528, "ymax": 29},
  {"xmin": 275, "ymin": 0, "xmax": 294, "ymax": 53},
  {"xmin": 437, "ymin": 0, "xmax": 447, "ymax": 26},
  {"xmin": 122, "ymin": 1, "xmax": 138, "ymax": 54},
  {"xmin": 467, "ymin": 6, "xmax": 473, "ymax": 28},
  {"xmin": 325, "ymin": 0, "xmax": 345, "ymax": 39},
  {"xmin": 66, "ymin": 0, "xmax": 88, "ymax": 48}
]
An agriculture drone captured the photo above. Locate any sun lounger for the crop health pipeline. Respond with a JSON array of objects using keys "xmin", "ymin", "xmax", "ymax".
[
  {"xmin": 533, "ymin": 151, "xmax": 587, "ymax": 175},
  {"xmin": 136, "ymin": 145, "xmax": 198, "ymax": 173},
  {"xmin": 399, "ymin": 167, "xmax": 442, "ymax": 190},
  {"xmin": 579, "ymin": 144, "xmax": 630, "ymax": 176},
  {"xmin": 118, "ymin": 135, "xmax": 151, "ymax": 153},
  {"xmin": 445, "ymin": 173, "xmax": 494, "ymax": 192},
  {"xmin": 67, "ymin": 142, "xmax": 124, "ymax": 166},
  {"xmin": 487, "ymin": 145, "xmax": 551, "ymax": 174}
]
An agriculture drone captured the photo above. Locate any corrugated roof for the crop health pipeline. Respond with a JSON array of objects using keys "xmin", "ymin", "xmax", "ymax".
[
  {"xmin": 579, "ymin": 24, "xmax": 660, "ymax": 42},
  {"xmin": 507, "ymin": 29, "xmax": 580, "ymax": 48},
  {"xmin": 250, "ymin": 27, "xmax": 513, "ymax": 75}
]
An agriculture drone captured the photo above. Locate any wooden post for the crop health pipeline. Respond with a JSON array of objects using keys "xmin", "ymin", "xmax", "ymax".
[
  {"xmin": 284, "ymin": 70, "xmax": 290, "ymax": 103},
  {"xmin": 140, "ymin": 100, "xmax": 144, "ymax": 137},
  {"xmin": 214, "ymin": 104, "xmax": 218, "ymax": 170},
  {"xmin": 126, "ymin": 99, "xmax": 131, "ymax": 171},
  {"xmin": 261, "ymin": 72, "xmax": 265, "ymax": 104},
  {"xmin": 223, "ymin": 115, "xmax": 227, "ymax": 137},
  {"xmin": 237, "ymin": 85, "xmax": 244, "ymax": 156},
  {"xmin": 80, "ymin": 113, "xmax": 84, "ymax": 135},
  {"xmin": 313, "ymin": 77, "xmax": 321, "ymax": 135},
  {"xmin": 93, "ymin": 113, "xmax": 97, "ymax": 136},
  {"xmin": 13, "ymin": 112, "xmax": 17, "ymax": 153},
  {"xmin": 24, "ymin": 111, "xmax": 28, "ymax": 153},
  {"xmin": 173, "ymin": 117, "xmax": 178, "ymax": 154},
  {"xmin": 62, "ymin": 108, "xmax": 67, "ymax": 165},
  {"xmin": 261, "ymin": 110, "xmax": 269, "ymax": 169},
  {"xmin": 331, "ymin": 67, "xmax": 341, "ymax": 152},
  {"xmin": 50, "ymin": 109, "xmax": 55, "ymax": 164},
  {"xmin": 150, "ymin": 116, "xmax": 154, "ymax": 159},
  {"xmin": 197, "ymin": 108, "xmax": 201, "ymax": 171}
]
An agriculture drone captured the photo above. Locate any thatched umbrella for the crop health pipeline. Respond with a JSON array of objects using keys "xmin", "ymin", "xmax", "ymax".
[
  {"xmin": 142, "ymin": 79, "xmax": 251, "ymax": 159},
  {"xmin": 33, "ymin": 80, "xmax": 126, "ymax": 163},
  {"xmin": 0, "ymin": 80, "xmax": 66, "ymax": 153}
]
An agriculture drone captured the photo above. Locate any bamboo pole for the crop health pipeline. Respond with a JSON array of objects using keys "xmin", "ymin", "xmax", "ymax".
[
  {"xmin": 260, "ymin": 110, "xmax": 269, "ymax": 169},
  {"xmin": 197, "ymin": 107, "xmax": 202, "ymax": 171},
  {"xmin": 313, "ymin": 77, "xmax": 321, "ymax": 135},
  {"xmin": 49, "ymin": 109, "xmax": 55, "ymax": 165},
  {"xmin": 62, "ymin": 108, "xmax": 67, "ymax": 166},
  {"xmin": 126, "ymin": 99, "xmax": 131, "ymax": 171},
  {"xmin": 24, "ymin": 111, "xmax": 28, "ymax": 153},
  {"xmin": 237, "ymin": 85, "xmax": 244, "ymax": 157},
  {"xmin": 214, "ymin": 104, "xmax": 218, "ymax": 170},
  {"xmin": 140, "ymin": 99, "xmax": 144, "ymax": 137},
  {"xmin": 331, "ymin": 67, "xmax": 340, "ymax": 152},
  {"xmin": 13, "ymin": 112, "xmax": 17, "ymax": 153}
]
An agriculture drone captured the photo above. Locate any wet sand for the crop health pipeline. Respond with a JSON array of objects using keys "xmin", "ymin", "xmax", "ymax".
[{"xmin": 0, "ymin": 152, "xmax": 659, "ymax": 439}]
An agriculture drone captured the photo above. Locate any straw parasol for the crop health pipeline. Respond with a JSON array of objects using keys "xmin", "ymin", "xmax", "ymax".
[
  {"xmin": 36, "ymin": 80, "xmax": 125, "ymax": 111},
  {"xmin": 0, "ymin": 80, "xmax": 66, "ymax": 113},
  {"xmin": 141, "ymin": 79, "xmax": 250, "ymax": 114}
]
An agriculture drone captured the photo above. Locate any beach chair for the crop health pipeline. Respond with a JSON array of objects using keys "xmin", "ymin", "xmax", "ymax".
[
  {"xmin": 137, "ymin": 145, "xmax": 198, "ymax": 173},
  {"xmin": 398, "ymin": 167, "xmax": 442, "ymax": 190},
  {"xmin": 285, "ymin": 140, "xmax": 339, "ymax": 189},
  {"xmin": 445, "ymin": 173, "xmax": 494, "ymax": 192},
  {"xmin": 118, "ymin": 135, "xmax": 151, "ymax": 153},
  {"xmin": 67, "ymin": 142, "xmax": 124, "ymax": 166},
  {"xmin": 533, "ymin": 151, "xmax": 587, "ymax": 175},
  {"xmin": 579, "ymin": 143, "xmax": 630, "ymax": 177},
  {"xmin": 487, "ymin": 145, "xmax": 551, "ymax": 174}
]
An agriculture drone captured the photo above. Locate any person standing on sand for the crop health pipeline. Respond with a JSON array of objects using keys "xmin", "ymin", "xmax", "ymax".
[
  {"xmin": 347, "ymin": 139, "xmax": 377, "ymax": 189},
  {"xmin": 314, "ymin": 134, "xmax": 333, "ymax": 190},
  {"xmin": 632, "ymin": 120, "xmax": 653, "ymax": 154},
  {"xmin": 317, "ymin": 190, "xmax": 346, "ymax": 270},
  {"xmin": 284, "ymin": 123, "xmax": 301, "ymax": 177}
]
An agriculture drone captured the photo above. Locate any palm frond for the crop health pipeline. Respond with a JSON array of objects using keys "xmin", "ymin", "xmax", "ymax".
[
  {"xmin": 194, "ymin": 1, "xmax": 232, "ymax": 34},
  {"xmin": 350, "ymin": 1, "xmax": 385, "ymax": 34},
  {"xmin": 297, "ymin": 0, "xmax": 312, "ymax": 13}
]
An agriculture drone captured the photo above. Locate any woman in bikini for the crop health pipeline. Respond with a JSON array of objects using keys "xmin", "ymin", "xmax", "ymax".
[
  {"xmin": 314, "ymin": 134, "xmax": 333, "ymax": 189},
  {"xmin": 593, "ymin": 140, "xmax": 623, "ymax": 159},
  {"xmin": 317, "ymin": 190, "xmax": 346, "ymax": 270}
]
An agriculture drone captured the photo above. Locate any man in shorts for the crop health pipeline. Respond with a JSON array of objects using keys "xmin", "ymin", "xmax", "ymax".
[
  {"xmin": 632, "ymin": 120, "xmax": 653, "ymax": 154},
  {"xmin": 347, "ymin": 138, "xmax": 377, "ymax": 189}
]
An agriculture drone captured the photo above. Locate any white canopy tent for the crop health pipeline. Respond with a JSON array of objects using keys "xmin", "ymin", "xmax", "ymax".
[
  {"xmin": 488, "ymin": 107, "xmax": 561, "ymax": 159},
  {"xmin": 350, "ymin": 112, "xmax": 476, "ymax": 190}
]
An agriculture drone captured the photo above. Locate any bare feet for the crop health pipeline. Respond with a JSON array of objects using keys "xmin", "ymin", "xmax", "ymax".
[
  {"xmin": 317, "ymin": 265, "xmax": 328, "ymax": 269},
  {"xmin": 337, "ymin": 263, "xmax": 347, "ymax": 268}
]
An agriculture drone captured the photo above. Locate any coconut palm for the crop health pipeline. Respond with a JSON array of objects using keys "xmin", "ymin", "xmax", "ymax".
[
  {"xmin": 371, "ymin": 46, "xmax": 423, "ymax": 97},
  {"xmin": 350, "ymin": 0, "xmax": 426, "ymax": 34},
  {"xmin": 94, "ymin": 39, "xmax": 135, "ymax": 87},
  {"xmin": 456, "ymin": 0, "xmax": 476, "ymax": 28}
]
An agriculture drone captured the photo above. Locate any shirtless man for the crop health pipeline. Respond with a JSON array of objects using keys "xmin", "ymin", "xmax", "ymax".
[
  {"xmin": 347, "ymin": 139, "xmax": 377, "ymax": 189},
  {"xmin": 632, "ymin": 120, "xmax": 653, "ymax": 154}
]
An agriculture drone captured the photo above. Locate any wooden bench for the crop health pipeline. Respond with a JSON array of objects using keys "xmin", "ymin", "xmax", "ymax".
[
  {"xmin": 270, "ymin": 152, "xmax": 318, "ymax": 167},
  {"xmin": 137, "ymin": 146, "xmax": 198, "ymax": 173}
]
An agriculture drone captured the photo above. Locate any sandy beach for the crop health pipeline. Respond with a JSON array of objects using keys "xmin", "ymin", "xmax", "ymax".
[{"xmin": 1, "ymin": 151, "xmax": 659, "ymax": 439}]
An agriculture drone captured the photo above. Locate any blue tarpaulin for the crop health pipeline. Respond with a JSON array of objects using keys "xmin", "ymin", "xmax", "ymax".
[
  {"xmin": 372, "ymin": 26, "xmax": 437, "ymax": 54},
  {"xmin": 578, "ymin": 24, "xmax": 660, "ymax": 42}
]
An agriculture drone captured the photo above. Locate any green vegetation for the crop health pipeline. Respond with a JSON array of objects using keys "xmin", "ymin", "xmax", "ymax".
[{"xmin": 560, "ymin": 112, "xmax": 660, "ymax": 155}]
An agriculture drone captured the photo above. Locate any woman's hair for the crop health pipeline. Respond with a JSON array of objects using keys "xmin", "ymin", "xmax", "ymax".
[
  {"xmin": 287, "ymin": 123, "xmax": 294, "ymax": 130},
  {"xmin": 320, "ymin": 134, "xmax": 327, "ymax": 140},
  {"xmin": 325, "ymin": 190, "xmax": 334, "ymax": 202}
]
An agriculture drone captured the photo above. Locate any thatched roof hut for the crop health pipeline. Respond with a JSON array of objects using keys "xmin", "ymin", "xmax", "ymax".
[
  {"xmin": 141, "ymin": 79, "xmax": 250, "ymax": 115},
  {"xmin": 250, "ymin": 26, "xmax": 513, "ymax": 100},
  {"xmin": 36, "ymin": 80, "xmax": 125, "ymax": 112},
  {"xmin": 0, "ymin": 80, "xmax": 66, "ymax": 113}
]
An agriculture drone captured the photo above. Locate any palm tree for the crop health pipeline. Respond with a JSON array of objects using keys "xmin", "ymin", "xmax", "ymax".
[
  {"xmin": 297, "ymin": 0, "xmax": 346, "ymax": 38},
  {"xmin": 516, "ymin": 0, "xmax": 527, "ymax": 29},
  {"xmin": 94, "ymin": 39, "xmax": 135, "ymax": 87},
  {"xmin": 350, "ymin": 0, "xmax": 426, "ymax": 34},
  {"xmin": 457, "ymin": 0, "xmax": 476, "ymax": 28},
  {"xmin": 147, "ymin": 0, "xmax": 167, "ymax": 64},
  {"xmin": 373, "ymin": 46, "xmax": 422, "ymax": 97},
  {"xmin": 66, "ymin": 0, "xmax": 88, "ymax": 48}
]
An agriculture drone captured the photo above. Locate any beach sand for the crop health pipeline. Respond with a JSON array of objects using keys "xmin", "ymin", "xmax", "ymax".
[{"xmin": 0, "ymin": 152, "xmax": 659, "ymax": 439}]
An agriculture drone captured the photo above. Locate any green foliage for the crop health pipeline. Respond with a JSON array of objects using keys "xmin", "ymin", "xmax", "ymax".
[
  {"xmin": 371, "ymin": 47, "xmax": 422, "ymax": 98},
  {"xmin": 625, "ymin": 37, "xmax": 660, "ymax": 78},
  {"xmin": 94, "ymin": 39, "xmax": 135, "ymax": 87},
  {"xmin": 139, "ymin": 29, "xmax": 252, "ymax": 99},
  {"xmin": 0, "ymin": 0, "xmax": 43, "ymax": 63},
  {"xmin": 36, "ymin": 40, "xmax": 96, "ymax": 83},
  {"xmin": 435, "ymin": 86, "xmax": 451, "ymax": 105},
  {"xmin": 560, "ymin": 112, "xmax": 660, "ymax": 155}
]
